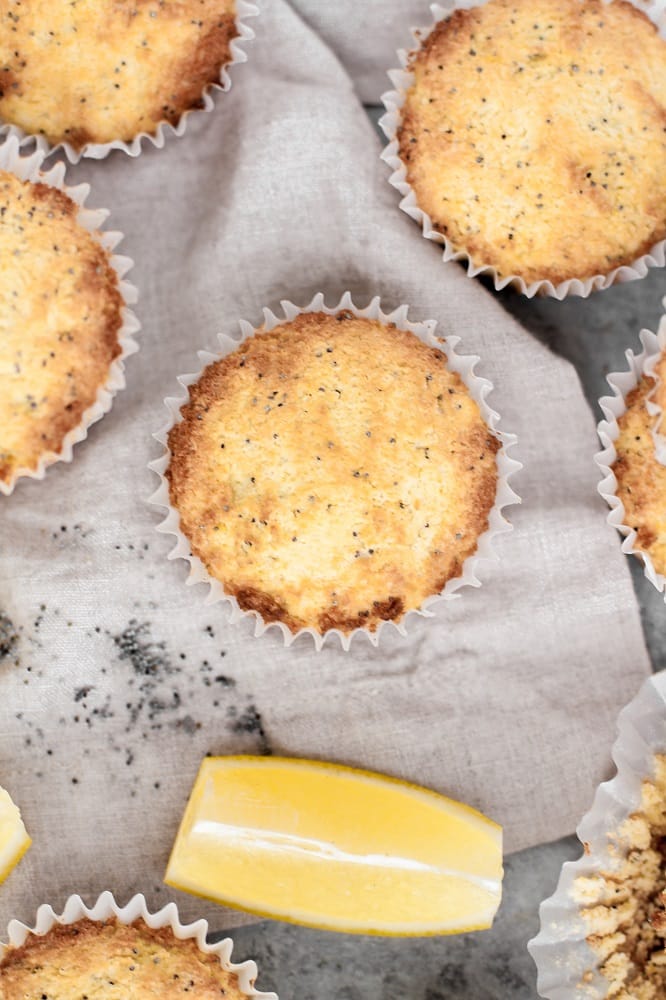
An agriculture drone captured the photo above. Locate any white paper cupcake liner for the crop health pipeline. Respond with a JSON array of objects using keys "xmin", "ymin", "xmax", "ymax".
[
  {"xmin": 148, "ymin": 291, "xmax": 521, "ymax": 652},
  {"xmin": 0, "ymin": 1, "xmax": 258, "ymax": 164},
  {"xmin": 528, "ymin": 670, "xmax": 666, "ymax": 999},
  {"xmin": 595, "ymin": 306, "xmax": 666, "ymax": 597},
  {"xmin": 0, "ymin": 136, "xmax": 139, "ymax": 497},
  {"xmin": 379, "ymin": 1, "xmax": 666, "ymax": 300},
  {"xmin": 0, "ymin": 890, "xmax": 276, "ymax": 999}
]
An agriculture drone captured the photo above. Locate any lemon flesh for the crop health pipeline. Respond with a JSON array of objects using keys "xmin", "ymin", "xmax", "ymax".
[
  {"xmin": 165, "ymin": 756, "xmax": 502, "ymax": 935},
  {"xmin": 0, "ymin": 786, "xmax": 30, "ymax": 885}
]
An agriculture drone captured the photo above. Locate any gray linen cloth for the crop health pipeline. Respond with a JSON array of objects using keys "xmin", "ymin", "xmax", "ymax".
[
  {"xmin": 291, "ymin": 0, "xmax": 424, "ymax": 104},
  {"xmin": 0, "ymin": 0, "xmax": 650, "ymax": 930}
]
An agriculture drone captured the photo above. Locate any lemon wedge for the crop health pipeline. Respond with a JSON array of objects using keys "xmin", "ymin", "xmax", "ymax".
[
  {"xmin": 0, "ymin": 786, "xmax": 30, "ymax": 886},
  {"xmin": 165, "ymin": 756, "xmax": 502, "ymax": 935}
]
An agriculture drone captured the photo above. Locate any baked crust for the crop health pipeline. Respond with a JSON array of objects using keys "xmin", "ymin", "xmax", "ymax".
[
  {"xmin": 0, "ymin": 1, "xmax": 238, "ymax": 148},
  {"xmin": 651, "ymin": 349, "xmax": 666, "ymax": 444},
  {"xmin": 0, "ymin": 918, "xmax": 249, "ymax": 999},
  {"xmin": 612, "ymin": 361, "xmax": 666, "ymax": 576},
  {"xmin": 575, "ymin": 756, "xmax": 666, "ymax": 998},
  {"xmin": 167, "ymin": 312, "xmax": 500, "ymax": 634},
  {"xmin": 0, "ymin": 171, "xmax": 123, "ymax": 487},
  {"xmin": 398, "ymin": 0, "xmax": 666, "ymax": 284}
]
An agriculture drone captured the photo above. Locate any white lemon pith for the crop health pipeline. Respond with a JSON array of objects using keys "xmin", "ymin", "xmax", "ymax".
[
  {"xmin": 165, "ymin": 756, "xmax": 503, "ymax": 935},
  {"xmin": 0, "ymin": 786, "xmax": 30, "ymax": 885}
]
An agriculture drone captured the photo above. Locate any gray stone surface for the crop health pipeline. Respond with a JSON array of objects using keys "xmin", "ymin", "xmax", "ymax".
[{"xmin": 221, "ymin": 117, "xmax": 666, "ymax": 1000}]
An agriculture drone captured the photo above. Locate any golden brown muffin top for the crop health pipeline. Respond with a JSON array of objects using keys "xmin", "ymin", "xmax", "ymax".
[
  {"xmin": 575, "ymin": 755, "xmax": 666, "ymax": 998},
  {"xmin": 398, "ymin": 0, "xmax": 666, "ymax": 285},
  {"xmin": 612, "ymin": 358, "xmax": 666, "ymax": 577},
  {"xmin": 0, "ymin": 918, "xmax": 250, "ymax": 999},
  {"xmin": 0, "ymin": 170, "xmax": 123, "ymax": 488},
  {"xmin": 167, "ymin": 311, "xmax": 500, "ymax": 635},
  {"xmin": 0, "ymin": 0, "xmax": 238, "ymax": 149}
]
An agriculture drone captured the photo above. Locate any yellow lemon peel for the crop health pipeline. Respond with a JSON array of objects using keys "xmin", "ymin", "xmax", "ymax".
[
  {"xmin": 165, "ymin": 756, "xmax": 503, "ymax": 936},
  {"xmin": 0, "ymin": 786, "xmax": 30, "ymax": 886}
]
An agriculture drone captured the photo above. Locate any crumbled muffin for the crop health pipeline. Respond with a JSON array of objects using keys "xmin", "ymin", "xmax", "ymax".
[
  {"xmin": 0, "ymin": 918, "xmax": 250, "ymax": 999},
  {"xmin": 575, "ymin": 755, "xmax": 666, "ymax": 998},
  {"xmin": 0, "ymin": 171, "xmax": 123, "ymax": 487},
  {"xmin": 0, "ymin": 0, "xmax": 238, "ymax": 149},
  {"xmin": 167, "ymin": 311, "xmax": 501, "ymax": 635},
  {"xmin": 397, "ymin": 0, "xmax": 666, "ymax": 284},
  {"xmin": 612, "ymin": 357, "xmax": 666, "ymax": 577}
]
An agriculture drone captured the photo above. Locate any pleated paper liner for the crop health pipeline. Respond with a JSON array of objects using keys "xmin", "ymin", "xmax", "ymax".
[
  {"xmin": 0, "ymin": 1, "xmax": 258, "ymax": 163},
  {"xmin": 149, "ymin": 291, "xmax": 521, "ymax": 651},
  {"xmin": 379, "ymin": 1, "xmax": 666, "ymax": 299},
  {"xmin": 596, "ymin": 305, "xmax": 666, "ymax": 598},
  {"xmin": 0, "ymin": 890, "xmax": 276, "ymax": 999},
  {"xmin": 0, "ymin": 136, "xmax": 139, "ymax": 496},
  {"xmin": 528, "ymin": 671, "xmax": 666, "ymax": 999}
]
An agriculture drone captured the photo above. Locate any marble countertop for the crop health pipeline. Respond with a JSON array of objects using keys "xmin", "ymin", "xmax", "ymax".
[{"xmin": 225, "ymin": 112, "xmax": 666, "ymax": 1000}]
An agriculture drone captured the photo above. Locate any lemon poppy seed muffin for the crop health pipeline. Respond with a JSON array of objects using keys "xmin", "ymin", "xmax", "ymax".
[
  {"xmin": 612, "ymin": 355, "xmax": 666, "ymax": 576},
  {"xmin": 0, "ymin": 918, "xmax": 250, "ymax": 999},
  {"xmin": 0, "ymin": 0, "xmax": 238, "ymax": 150},
  {"xmin": 0, "ymin": 171, "xmax": 124, "ymax": 488},
  {"xmin": 398, "ymin": 0, "xmax": 666, "ymax": 285},
  {"xmin": 167, "ymin": 311, "xmax": 501, "ymax": 635}
]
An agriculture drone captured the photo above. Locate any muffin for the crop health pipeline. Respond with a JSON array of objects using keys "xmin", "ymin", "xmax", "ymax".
[
  {"xmin": 165, "ymin": 309, "xmax": 502, "ymax": 637},
  {"xmin": 0, "ymin": 918, "xmax": 251, "ymax": 999},
  {"xmin": 0, "ymin": 0, "xmax": 239, "ymax": 151},
  {"xmin": 0, "ymin": 170, "xmax": 124, "ymax": 489},
  {"xmin": 647, "ymin": 348, "xmax": 666, "ymax": 460},
  {"xmin": 574, "ymin": 755, "xmax": 666, "ymax": 998},
  {"xmin": 611, "ymin": 357, "xmax": 666, "ymax": 579},
  {"xmin": 529, "ymin": 673, "xmax": 666, "ymax": 999},
  {"xmin": 395, "ymin": 0, "xmax": 666, "ymax": 286}
]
